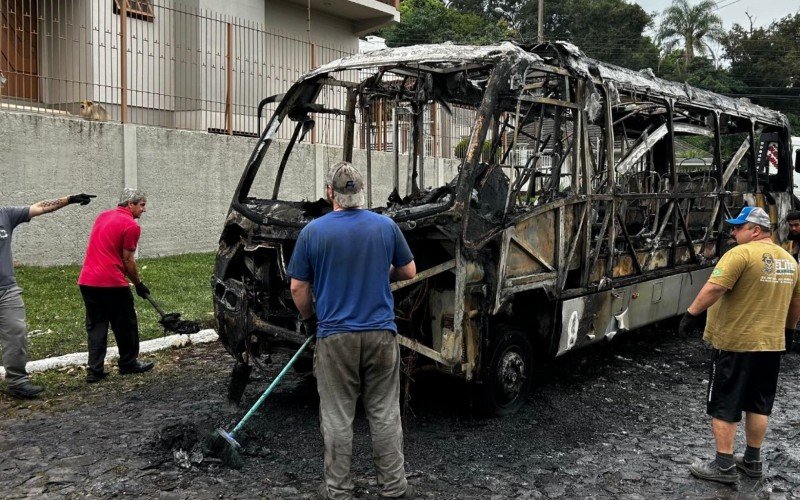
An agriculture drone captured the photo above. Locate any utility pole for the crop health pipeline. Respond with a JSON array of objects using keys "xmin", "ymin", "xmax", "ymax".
[{"xmin": 537, "ymin": 0, "xmax": 544, "ymax": 43}]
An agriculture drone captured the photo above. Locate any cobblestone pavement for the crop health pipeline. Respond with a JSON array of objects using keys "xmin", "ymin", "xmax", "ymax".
[{"xmin": 1, "ymin": 328, "xmax": 799, "ymax": 499}]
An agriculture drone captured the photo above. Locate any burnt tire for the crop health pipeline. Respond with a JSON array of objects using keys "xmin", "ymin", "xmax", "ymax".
[{"xmin": 477, "ymin": 327, "xmax": 533, "ymax": 417}]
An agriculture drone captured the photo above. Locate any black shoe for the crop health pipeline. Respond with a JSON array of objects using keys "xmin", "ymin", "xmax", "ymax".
[
  {"xmin": 119, "ymin": 360, "xmax": 155, "ymax": 375},
  {"xmin": 734, "ymin": 454, "xmax": 763, "ymax": 478},
  {"xmin": 689, "ymin": 458, "xmax": 738, "ymax": 485},
  {"xmin": 7, "ymin": 382, "xmax": 44, "ymax": 399},
  {"xmin": 382, "ymin": 484, "xmax": 417, "ymax": 498},
  {"xmin": 86, "ymin": 371, "xmax": 108, "ymax": 383}
]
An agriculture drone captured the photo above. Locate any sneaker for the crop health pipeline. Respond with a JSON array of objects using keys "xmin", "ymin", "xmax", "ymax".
[
  {"xmin": 7, "ymin": 382, "xmax": 44, "ymax": 399},
  {"xmin": 119, "ymin": 360, "xmax": 155, "ymax": 375},
  {"xmin": 383, "ymin": 484, "xmax": 416, "ymax": 498},
  {"xmin": 316, "ymin": 483, "xmax": 330, "ymax": 500},
  {"xmin": 734, "ymin": 454, "xmax": 763, "ymax": 478},
  {"xmin": 689, "ymin": 458, "xmax": 738, "ymax": 485},
  {"xmin": 86, "ymin": 371, "xmax": 108, "ymax": 383}
]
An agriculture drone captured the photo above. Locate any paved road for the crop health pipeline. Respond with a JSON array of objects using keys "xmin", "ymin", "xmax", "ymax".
[{"xmin": 1, "ymin": 329, "xmax": 799, "ymax": 499}]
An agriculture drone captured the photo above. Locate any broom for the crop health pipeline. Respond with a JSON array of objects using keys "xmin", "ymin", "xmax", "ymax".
[{"xmin": 207, "ymin": 335, "xmax": 314, "ymax": 469}]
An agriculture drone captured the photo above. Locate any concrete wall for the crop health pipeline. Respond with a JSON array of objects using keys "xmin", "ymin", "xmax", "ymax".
[{"xmin": 0, "ymin": 110, "xmax": 459, "ymax": 266}]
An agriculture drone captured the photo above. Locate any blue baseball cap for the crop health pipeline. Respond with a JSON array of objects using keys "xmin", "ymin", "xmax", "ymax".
[{"xmin": 725, "ymin": 206, "xmax": 771, "ymax": 226}]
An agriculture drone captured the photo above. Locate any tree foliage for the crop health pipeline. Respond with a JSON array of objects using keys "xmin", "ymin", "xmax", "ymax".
[
  {"xmin": 376, "ymin": 1, "xmax": 799, "ymax": 128},
  {"xmin": 658, "ymin": 52, "xmax": 746, "ymax": 94},
  {"xmin": 656, "ymin": 0, "xmax": 724, "ymax": 73},
  {"xmin": 722, "ymin": 13, "xmax": 800, "ymax": 116},
  {"xmin": 379, "ymin": 0, "xmax": 511, "ymax": 46},
  {"xmin": 447, "ymin": 0, "xmax": 660, "ymax": 70},
  {"xmin": 522, "ymin": 0, "xmax": 660, "ymax": 69}
]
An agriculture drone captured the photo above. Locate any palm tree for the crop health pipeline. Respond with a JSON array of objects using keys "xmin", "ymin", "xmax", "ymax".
[{"xmin": 657, "ymin": 0, "xmax": 724, "ymax": 73}]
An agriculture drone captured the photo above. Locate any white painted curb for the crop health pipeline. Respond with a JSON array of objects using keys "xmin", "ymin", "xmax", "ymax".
[{"xmin": 0, "ymin": 329, "xmax": 219, "ymax": 379}]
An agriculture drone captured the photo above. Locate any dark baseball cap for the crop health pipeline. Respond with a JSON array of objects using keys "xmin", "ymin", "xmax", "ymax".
[{"xmin": 328, "ymin": 162, "xmax": 365, "ymax": 209}]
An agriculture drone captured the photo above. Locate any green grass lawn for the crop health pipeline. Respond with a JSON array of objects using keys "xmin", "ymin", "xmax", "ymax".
[{"xmin": 15, "ymin": 252, "xmax": 217, "ymax": 361}]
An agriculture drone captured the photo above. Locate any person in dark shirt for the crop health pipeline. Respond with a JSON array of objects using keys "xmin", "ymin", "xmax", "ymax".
[
  {"xmin": 786, "ymin": 210, "xmax": 800, "ymax": 262},
  {"xmin": 1, "ymin": 193, "xmax": 95, "ymax": 398}
]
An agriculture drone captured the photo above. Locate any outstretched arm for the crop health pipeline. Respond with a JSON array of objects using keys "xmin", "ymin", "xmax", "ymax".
[
  {"xmin": 28, "ymin": 194, "xmax": 96, "ymax": 219},
  {"xmin": 29, "ymin": 197, "xmax": 69, "ymax": 218}
]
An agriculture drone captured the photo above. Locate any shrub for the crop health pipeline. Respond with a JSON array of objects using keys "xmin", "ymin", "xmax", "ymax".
[{"xmin": 454, "ymin": 137, "xmax": 494, "ymax": 161}]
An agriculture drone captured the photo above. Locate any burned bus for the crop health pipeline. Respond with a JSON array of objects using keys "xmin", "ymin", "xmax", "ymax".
[{"xmin": 212, "ymin": 42, "xmax": 798, "ymax": 415}]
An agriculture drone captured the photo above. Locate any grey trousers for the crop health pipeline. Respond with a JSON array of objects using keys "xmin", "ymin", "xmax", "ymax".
[
  {"xmin": 0, "ymin": 286, "xmax": 30, "ymax": 387},
  {"xmin": 314, "ymin": 330, "xmax": 407, "ymax": 500}
]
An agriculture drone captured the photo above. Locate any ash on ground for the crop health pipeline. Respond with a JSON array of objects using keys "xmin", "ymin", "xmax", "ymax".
[{"xmin": 1, "ymin": 328, "xmax": 799, "ymax": 499}]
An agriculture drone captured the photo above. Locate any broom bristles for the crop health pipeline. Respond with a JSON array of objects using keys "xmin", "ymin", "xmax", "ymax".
[
  {"xmin": 206, "ymin": 428, "xmax": 244, "ymax": 469},
  {"xmin": 220, "ymin": 445, "xmax": 245, "ymax": 469}
]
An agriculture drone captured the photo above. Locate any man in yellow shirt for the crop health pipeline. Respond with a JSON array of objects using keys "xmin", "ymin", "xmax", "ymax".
[{"xmin": 679, "ymin": 206, "xmax": 800, "ymax": 484}]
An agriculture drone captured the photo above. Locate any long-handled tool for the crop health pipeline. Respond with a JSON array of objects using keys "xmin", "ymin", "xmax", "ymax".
[
  {"xmin": 207, "ymin": 336, "xmax": 314, "ymax": 469},
  {"xmin": 143, "ymin": 293, "xmax": 201, "ymax": 335}
]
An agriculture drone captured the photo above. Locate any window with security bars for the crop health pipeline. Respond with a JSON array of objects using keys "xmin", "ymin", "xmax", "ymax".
[{"xmin": 113, "ymin": 0, "xmax": 155, "ymax": 21}]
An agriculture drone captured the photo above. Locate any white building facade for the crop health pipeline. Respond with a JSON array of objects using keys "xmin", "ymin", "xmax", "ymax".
[{"xmin": 0, "ymin": 0, "xmax": 399, "ymax": 133}]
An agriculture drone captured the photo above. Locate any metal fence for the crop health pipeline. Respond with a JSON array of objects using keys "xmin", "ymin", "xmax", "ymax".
[
  {"xmin": 0, "ymin": 0, "xmax": 354, "ymax": 133},
  {"xmin": 0, "ymin": 0, "xmax": 479, "ymax": 161}
]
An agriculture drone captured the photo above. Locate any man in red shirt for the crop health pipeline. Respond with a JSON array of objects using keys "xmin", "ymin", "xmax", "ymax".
[{"xmin": 78, "ymin": 188, "xmax": 154, "ymax": 383}]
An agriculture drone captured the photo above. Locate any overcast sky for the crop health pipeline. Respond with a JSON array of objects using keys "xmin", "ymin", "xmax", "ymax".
[{"xmin": 631, "ymin": 0, "xmax": 800, "ymax": 31}]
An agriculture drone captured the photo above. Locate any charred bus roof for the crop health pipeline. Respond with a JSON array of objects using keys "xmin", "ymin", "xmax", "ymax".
[{"xmin": 300, "ymin": 41, "xmax": 786, "ymax": 127}]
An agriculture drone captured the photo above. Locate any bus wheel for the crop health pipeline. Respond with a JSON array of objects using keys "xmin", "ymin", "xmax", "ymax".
[{"xmin": 478, "ymin": 327, "xmax": 533, "ymax": 416}]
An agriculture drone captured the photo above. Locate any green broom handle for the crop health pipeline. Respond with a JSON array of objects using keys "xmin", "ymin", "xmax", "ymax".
[{"xmin": 231, "ymin": 335, "xmax": 315, "ymax": 437}]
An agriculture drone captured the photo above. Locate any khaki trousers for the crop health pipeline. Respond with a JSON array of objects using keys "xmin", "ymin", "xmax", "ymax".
[{"xmin": 314, "ymin": 330, "xmax": 407, "ymax": 500}]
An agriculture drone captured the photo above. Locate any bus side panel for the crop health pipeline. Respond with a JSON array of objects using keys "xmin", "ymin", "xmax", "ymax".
[{"xmin": 556, "ymin": 267, "xmax": 713, "ymax": 356}]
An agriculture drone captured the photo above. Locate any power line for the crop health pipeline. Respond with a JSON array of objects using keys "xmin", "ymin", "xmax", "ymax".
[{"xmin": 713, "ymin": 0, "xmax": 743, "ymax": 11}]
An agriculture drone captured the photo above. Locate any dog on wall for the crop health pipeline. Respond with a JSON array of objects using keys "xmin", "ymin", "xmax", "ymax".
[{"xmin": 80, "ymin": 99, "xmax": 109, "ymax": 121}]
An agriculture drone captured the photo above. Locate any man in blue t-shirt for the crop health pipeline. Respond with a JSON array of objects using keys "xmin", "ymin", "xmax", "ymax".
[{"xmin": 288, "ymin": 162, "xmax": 416, "ymax": 500}]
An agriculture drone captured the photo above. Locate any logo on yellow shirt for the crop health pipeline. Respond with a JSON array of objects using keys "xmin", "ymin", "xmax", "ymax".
[
  {"xmin": 762, "ymin": 253, "xmax": 775, "ymax": 274},
  {"xmin": 712, "ymin": 268, "xmax": 722, "ymax": 277}
]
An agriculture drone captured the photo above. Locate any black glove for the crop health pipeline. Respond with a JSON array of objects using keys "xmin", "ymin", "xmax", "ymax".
[
  {"xmin": 785, "ymin": 328, "xmax": 795, "ymax": 355},
  {"xmin": 135, "ymin": 281, "xmax": 150, "ymax": 299},
  {"xmin": 300, "ymin": 314, "xmax": 318, "ymax": 341},
  {"xmin": 67, "ymin": 193, "xmax": 96, "ymax": 206},
  {"xmin": 678, "ymin": 311, "xmax": 702, "ymax": 338}
]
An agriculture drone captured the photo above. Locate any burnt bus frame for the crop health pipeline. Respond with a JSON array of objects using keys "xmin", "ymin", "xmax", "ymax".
[{"xmin": 211, "ymin": 42, "xmax": 794, "ymax": 413}]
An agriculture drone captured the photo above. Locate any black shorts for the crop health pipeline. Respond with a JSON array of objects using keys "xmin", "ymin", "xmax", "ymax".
[{"xmin": 706, "ymin": 349, "xmax": 782, "ymax": 422}]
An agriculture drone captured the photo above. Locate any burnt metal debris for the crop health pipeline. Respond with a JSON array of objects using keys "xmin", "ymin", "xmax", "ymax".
[
  {"xmin": 159, "ymin": 313, "xmax": 202, "ymax": 336},
  {"xmin": 212, "ymin": 41, "xmax": 798, "ymax": 416}
]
